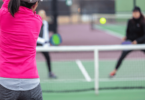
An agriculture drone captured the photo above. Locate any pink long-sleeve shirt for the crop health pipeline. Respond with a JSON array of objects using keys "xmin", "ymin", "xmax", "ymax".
[{"xmin": 0, "ymin": 0, "xmax": 42, "ymax": 78}]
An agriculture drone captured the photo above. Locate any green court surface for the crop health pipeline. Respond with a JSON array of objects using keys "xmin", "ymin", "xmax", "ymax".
[
  {"xmin": 42, "ymin": 90, "xmax": 145, "ymax": 100},
  {"xmin": 115, "ymin": 0, "xmax": 145, "ymax": 13},
  {"xmin": 37, "ymin": 60, "xmax": 145, "ymax": 100},
  {"xmin": 95, "ymin": 25, "xmax": 126, "ymax": 37}
]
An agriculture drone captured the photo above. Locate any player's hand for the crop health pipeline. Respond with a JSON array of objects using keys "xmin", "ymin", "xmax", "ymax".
[
  {"xmin": 122, "ymin": 37, "xmax": 126, "ymax": 41},
  {"xmin": 132, "ymin": 40, "xmax": 137, "ymax": 44}
]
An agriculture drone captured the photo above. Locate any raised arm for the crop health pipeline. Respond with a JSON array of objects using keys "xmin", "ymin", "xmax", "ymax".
[{"xmin": 1, "ymin": 0, "xmax": 10, "ymax": 9}]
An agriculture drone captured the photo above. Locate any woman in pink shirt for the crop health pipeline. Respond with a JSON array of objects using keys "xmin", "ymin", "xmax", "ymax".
[{"xmin": 0, "ymin": 0, "xmax": 43, "ymax": 100}]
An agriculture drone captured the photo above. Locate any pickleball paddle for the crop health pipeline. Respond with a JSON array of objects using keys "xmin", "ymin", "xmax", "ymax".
[
  {"xmin": 50, "ymin": 34, "xmax": 62, "ymax": 46},
  {"xmin": 122, "ymin": 41, "xmax": 132, "ymax": 45}
]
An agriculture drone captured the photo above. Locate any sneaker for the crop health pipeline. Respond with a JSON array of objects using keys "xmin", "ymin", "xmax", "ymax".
[
  {"xmin": 109, "ymin": 71, "xmax": 116, "ymax": 78},
  {"xmin": 49, "ymin": 72, "xmax": 57, "ymax": 79}
]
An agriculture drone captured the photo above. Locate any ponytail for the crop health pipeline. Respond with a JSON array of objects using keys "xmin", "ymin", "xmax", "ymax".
[
  {"xmin": 8, "ymin": 0, "xmax": 20, "ymax": 17},
  {"xmin": 140, "ymin": 13, "xmax": 145, "ymax": 21}
]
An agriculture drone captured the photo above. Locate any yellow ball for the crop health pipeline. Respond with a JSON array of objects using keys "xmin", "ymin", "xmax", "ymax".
[{"xmin": 100, "ymin": 18, "xmax": 107, "ymax": 24}]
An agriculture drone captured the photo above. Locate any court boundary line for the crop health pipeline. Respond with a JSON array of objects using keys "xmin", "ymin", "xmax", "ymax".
[
  {"xmin": 40, "ymin": 78, "xmax": 145, "ymax": 83},
  {"xmin": 95, "ymin": 25, "xmax": 123, "ymax": 39},
  {"xmin": 76, "ymin": 60, "xmax": 92, "ymax": 82}
]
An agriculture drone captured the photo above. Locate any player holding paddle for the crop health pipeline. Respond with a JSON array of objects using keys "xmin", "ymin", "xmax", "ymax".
[
  {"xmin": 0, "ymin": 0, "xmax": 43, "ymax": 99},
  {"xmin": 37, "ymin": 10, "xmax": 57, "ymax": 78},
  {"xmin": 110, "ymin": 7, "xmax": 145, "ymax": 77}
]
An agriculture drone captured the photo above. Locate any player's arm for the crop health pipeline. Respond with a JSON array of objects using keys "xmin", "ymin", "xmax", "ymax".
[
  {"xmin": 1, "ymin": 0, "xmax": 10, "ymax": 9},
  {"xmin": 136, "ymin": 22, "xmax": 145, "ymax": 43},
  {"xmin": 125, "ymin": 20, "xmax": 130, "ymax": 41},
  {"xmin": 0, "ymin": 0, "xmax": 8, "ymax": 23},
  {"xmin": 37, "ymin": 23, "xmax": 48, "ymax": 45},
  {"xmin": 37, "ymin": 37, "xmax": 46, "ymax": 44}
]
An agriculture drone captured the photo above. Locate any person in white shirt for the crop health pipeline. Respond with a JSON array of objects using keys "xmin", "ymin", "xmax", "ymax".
[{"xmin": 37, "ymin": 10, "xmax": 57, "ymax": 78}]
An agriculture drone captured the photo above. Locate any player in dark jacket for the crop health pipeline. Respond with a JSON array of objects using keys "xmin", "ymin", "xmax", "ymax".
[{"xmin": 110, "ymin": 7, "xmax": 145, "ymax": 77}]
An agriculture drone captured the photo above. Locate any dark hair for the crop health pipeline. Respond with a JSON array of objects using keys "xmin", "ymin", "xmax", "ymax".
[
  {"xmin": 132, "ymin": 12, "xmax": 145, "ymax": 24},
  {"xmin": 140, "ymin": 13, "xmax": 145, "ymax": 22},
  {"xmin": 8, "ymin": 0, "xmax": 36, "ymax": 17},
  {"xmin": 133, "ymin": 6, "xmax": 141, "ymax": 13},
  {"xmin": 21, "ymin": 1, "xmax": 36, "ymax": 9},
  {"xmin": 131, "ymin": 7, "xmax": 145, "ymax": 24}
]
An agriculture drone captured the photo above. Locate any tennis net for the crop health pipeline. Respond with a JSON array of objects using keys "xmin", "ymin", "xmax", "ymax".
[{"xmin": 36, "ymin": 45, "xmax": 145, "ymax": 94}]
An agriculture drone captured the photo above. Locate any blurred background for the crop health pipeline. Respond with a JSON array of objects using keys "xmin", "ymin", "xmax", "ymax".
[{"xmin": 35, "ymin": 0, "xmax": 145, "ymax": 46}]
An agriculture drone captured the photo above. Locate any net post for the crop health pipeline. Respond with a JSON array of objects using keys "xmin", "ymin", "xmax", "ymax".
[{"xmin": 94, "ymin": 48, "xmax": 99, "ymax": 94}]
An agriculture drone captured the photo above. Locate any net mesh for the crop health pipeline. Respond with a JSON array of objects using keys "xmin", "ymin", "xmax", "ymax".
[
  {"xmin": 36, "ymin": 46, "xmax": 145, "ymax": 93},
  {"xmin": 99, "ymin": 50, "xmax": 145, "ymax": 90},
  {"xmin": 36, "ymin": 51, "xmax": 95, "ymax": 93}
]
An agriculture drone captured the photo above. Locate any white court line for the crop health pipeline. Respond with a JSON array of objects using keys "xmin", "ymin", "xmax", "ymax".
[
  {"xmin": 95, "ymin": 25, "xmax": 123, "ymax": 39},
  {"xmin": 40, "ymin": 78, "xmax": 145, "ymax": 83},
  {"xmin": 76, "ymin": 60, "xmax": 92, "ymax": 82}
]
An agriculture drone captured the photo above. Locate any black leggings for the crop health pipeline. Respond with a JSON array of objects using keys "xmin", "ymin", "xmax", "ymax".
[
  {"xmin": 115, "ymin": 50, "xmax": 145, "ymax": 70},
  {"xmin": 0, "ymin": 84, "xmax": 42, "ymax": 100},
  {"xmin": 41, "ymin": 52, "xmax": 52, "ymax": 73}
]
